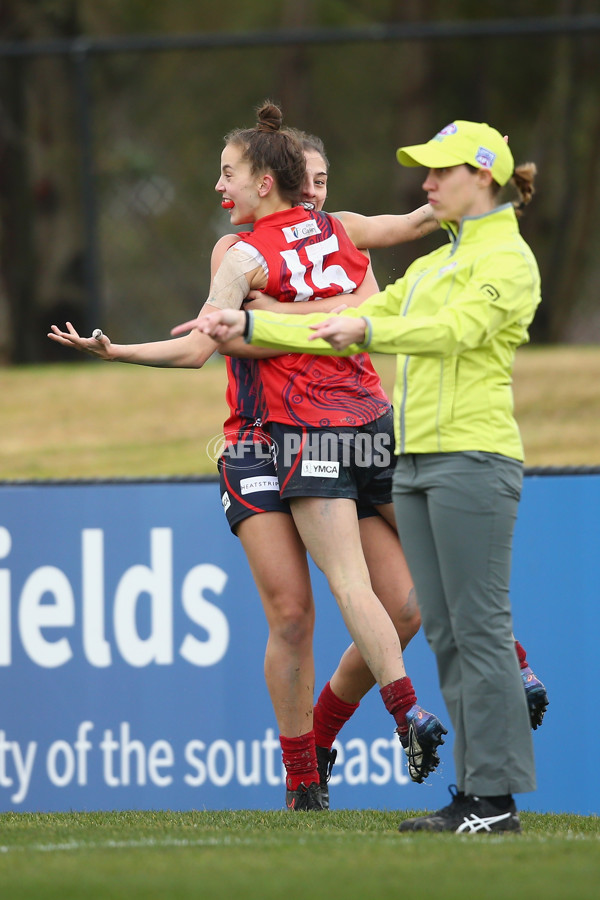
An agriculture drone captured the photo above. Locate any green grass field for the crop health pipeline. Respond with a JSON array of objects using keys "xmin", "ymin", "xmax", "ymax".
[{"xmin": 0, "ymin": 809, "xmax": 599, "ymax": 900}]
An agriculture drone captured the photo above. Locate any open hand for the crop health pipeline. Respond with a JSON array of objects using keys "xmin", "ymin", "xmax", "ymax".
[{"xmin": 47, "ymin": 322, "xmax": 113, "ymax": 359}]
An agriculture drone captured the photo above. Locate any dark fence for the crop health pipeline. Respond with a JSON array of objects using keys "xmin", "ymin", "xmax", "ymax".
[{"xmin": 1, "ymin": 16, "xmax": 600, "ymax": 361}]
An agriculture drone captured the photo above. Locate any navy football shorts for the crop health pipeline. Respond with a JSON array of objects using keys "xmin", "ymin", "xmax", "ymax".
[
  {"xmin": 218, "ymin": 434, "xmax": 387, "ymax": 534},
  {"xmin": 218, "ymin": 439, "xmax": 288, "ymax": 534},
  {"xmin": 268, "ymin": 409, "xmax": 395, "ymax": 508}
]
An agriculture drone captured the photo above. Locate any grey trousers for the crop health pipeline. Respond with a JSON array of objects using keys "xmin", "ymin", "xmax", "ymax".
[{"xmin": 392, "ymin": 451, "xmax": 536, "ymax": 797}]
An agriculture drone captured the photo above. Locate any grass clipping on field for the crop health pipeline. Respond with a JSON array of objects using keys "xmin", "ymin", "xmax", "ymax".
[{"xmin": 1, "ymin": 345, "xmax": 599, "ymax": 480}]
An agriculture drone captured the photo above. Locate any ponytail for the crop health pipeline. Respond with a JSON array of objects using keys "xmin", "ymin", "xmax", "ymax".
[{"xmin": 511, "ymin": 162, "xmax": 537, "ymax": 217}]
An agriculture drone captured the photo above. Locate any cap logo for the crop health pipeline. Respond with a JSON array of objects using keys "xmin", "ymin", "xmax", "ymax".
[
  {"xmin": 434, "ymin": 123, "xmax": 458, "ymax": 142},
  {"xmin": 475, "ymin": 146, "xmax": 496, "ymax": 169}
]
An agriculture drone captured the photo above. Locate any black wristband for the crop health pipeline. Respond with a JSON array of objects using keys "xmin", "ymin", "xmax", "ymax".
[{"xmin": 243, "ymin": 310, "xmax": 250, "ymax": 338}]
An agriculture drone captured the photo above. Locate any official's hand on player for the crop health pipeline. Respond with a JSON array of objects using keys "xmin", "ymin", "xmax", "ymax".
[
  {"xmin": 172, "ymin": 309, "xmax": 246, "ymax": 343},
  {"xmin": 308, "ymin": 315, "xmax": 367, "ymax": 350},
  {"xmin": 47, "ymin": 322, "xmax": 113, "ymax": 360}
]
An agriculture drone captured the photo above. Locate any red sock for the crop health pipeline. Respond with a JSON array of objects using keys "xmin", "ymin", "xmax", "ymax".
[
  {"xmin": 514, "ymin": 639, "xmax": 528, "ymax": 670},
  {"xmin": 313, "ymin": 681, "xmax": 360, "ymax": 750},
  {"xmin": 380, "ymin": 676, "xmax": 416, "ymax": 733},
  {"xmin": 280, "ymin": 731, "xmax": 319, "ymax": 791}
]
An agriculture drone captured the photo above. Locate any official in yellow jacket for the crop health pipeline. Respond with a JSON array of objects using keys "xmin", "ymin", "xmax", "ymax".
[{"xmin": 244, "ymin": 199, "xmax": 540, "ymax": 460}]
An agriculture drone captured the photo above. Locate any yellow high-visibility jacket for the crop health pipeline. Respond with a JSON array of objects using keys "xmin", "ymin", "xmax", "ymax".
[{"xmin": 246, "ymin": 203, "xmax": 542, "ymax": 460}]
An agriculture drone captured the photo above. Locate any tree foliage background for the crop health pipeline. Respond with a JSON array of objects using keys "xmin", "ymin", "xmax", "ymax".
[{"xmin": 1, "ymin": 0, "xmax": 599, "ymax": 363}]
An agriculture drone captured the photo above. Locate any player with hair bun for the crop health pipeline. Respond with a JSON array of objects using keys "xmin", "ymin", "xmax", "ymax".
[
  {"xmin": 50, "ymin": 101, "xmax": 447, "ymax": 812},
  {"xmin": 200, "ymin": 100, "xmax": 449, "ymax": 810}
]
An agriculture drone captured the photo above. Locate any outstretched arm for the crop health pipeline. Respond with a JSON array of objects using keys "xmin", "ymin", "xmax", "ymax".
[
  {"xmin": 335, "ymin": 204, "xmax": 439, "ymax": 249},
  {"xmin": 47, "ymin": 316, "xmax": 219, "ymax": 369},
  {"xmin": 47, "ymin": 236, "xmax": 261, "ymax": 368}
]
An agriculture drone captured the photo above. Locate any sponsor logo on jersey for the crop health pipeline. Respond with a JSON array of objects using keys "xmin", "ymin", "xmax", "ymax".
[
  {"xmin": 240, "ymin": 476, "xmax": 280, "ymax": 495},
  {"xmin": 301, "ymin": 460, "xmax": 340, "ymax": 478},
  {"xmin": 475, "ymin": 146, "xmax": 496, "ymax": 169},
  {"xmin": 221, "ymin": 491, "xmax": 231, "ymax": 511},
  {"xmin": 282, "ymin": 221, "xmax": 322, "ymax": 242}
]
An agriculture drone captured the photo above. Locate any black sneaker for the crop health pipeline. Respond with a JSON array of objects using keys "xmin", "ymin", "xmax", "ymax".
[
  {"xmin": 285, "ymin": 781, "xmax": 325, "ymax": 811},
  {"xmin": 316, "ymin": 746, "xmax": 337, "ymax": 810},
  {"xmin": 399, "ymin": 785, "xmax": 521, "ymax": 834}
]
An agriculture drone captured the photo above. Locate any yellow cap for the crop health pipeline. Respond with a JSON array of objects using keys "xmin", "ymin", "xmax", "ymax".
[{"xmin": 397, "ymin": 120, "xmax": 514, "ymax": 186}]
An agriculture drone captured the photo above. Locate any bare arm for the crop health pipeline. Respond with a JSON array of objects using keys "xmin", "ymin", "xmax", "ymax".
[
  {"xmin": 47, "ymin": 234, "xmax": 261, "ymax": 368},
  {"xmin": 334, "ymin": 204, "xmax": 438, "ymax": 249},
  {"xmin": 216, "ymin": 336, "xmax": 287, "ymax": 359},
  {"xmin": 47, "ymin": 310, "xmax": 220, "ymax": 369}
]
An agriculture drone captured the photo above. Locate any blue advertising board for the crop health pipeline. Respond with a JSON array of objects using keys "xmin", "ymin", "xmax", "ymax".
[{"xmin": 0, "ymin": 473, "xmax": 598, "ymax": 815}]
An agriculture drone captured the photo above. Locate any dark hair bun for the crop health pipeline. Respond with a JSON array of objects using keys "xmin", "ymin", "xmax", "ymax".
[{"xmin": 256, "ymin": 101, "xmax": 283, "ymax": 133}]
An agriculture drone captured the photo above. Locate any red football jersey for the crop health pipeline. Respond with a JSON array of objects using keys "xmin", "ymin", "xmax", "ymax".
[
  {"xmin": 222, "ymin": 355, "xmax": 266, "ymax": 443},
  {"xmin": 234, "ymin": 207, "xmax": 390, "ymax": 428}
]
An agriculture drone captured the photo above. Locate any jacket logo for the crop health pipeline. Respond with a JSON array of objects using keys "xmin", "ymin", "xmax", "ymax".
[
  {"xmin": 438, "ymin": 262, "xmax": 457, "ymax": 275},
  {"xmin": 481, "ymin": 283, "xmax": 500, "ymax": 301}
]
